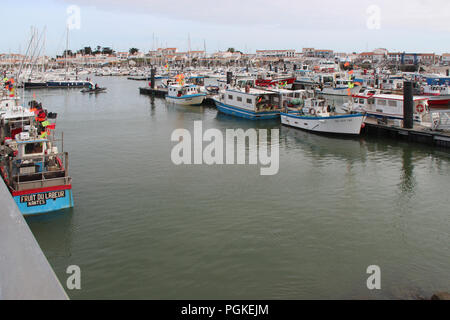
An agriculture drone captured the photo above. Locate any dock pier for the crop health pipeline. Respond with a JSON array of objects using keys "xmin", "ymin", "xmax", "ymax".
[
  {"xmin": 139, "ymin": 87, "xmax": 168, "ymax": 97},
  {"xmin": 362, "ymin": 118, "xmax": 450, "ymax": 148},
  {"xmin": 0, "ymin": 179, "xmax": 68, "ymax": 300}
]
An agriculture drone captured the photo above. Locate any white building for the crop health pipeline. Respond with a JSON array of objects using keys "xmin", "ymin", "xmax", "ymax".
[{"xmin": 256, "ymin": 50, "xmax": 296, "ymax": 58}]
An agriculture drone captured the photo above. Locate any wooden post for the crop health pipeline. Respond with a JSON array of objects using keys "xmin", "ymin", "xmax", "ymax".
[
  {"xmin": 150, "ymin": 68, "xmax": 156, "ymax": 89},
  {"xmin": 403, "ymin": 81, "xmax": 414, "ymax": 129}
]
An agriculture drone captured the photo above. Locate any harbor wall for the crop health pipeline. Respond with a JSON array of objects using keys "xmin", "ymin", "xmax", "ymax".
[{"xmin": 0, "ymin": 179, "xmax": 68, "ymax": 300}]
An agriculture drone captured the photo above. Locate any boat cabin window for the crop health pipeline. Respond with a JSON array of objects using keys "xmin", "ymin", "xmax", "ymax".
[
  {"xmin": 377, "ymin": 99, "xmax": 387, "ymax": 106},
  {"xmin": 359, "ymin": 99, "xmax": 365, "ymax": 104},
  {"xmin": 228, "ymin": 95, "xmax": 233, "ymax": 100},
  {"xmin": 24, "ymin": 143, "xmax": 43, "ymax": 155},
  {"xmin": 221, "ymin": 94, "xmax": 225, "ymax": 99},
  {"xmin": 388, "ymin": 100, "xmax": 397, "ymax": 107},
  {"xmin": 354, "ymin": 98, "xmax": 359, "ymax": 103},
  {"xmin": 368, "ymin": 98, "xmax": 375, "ymax": 105},
  {"xmin": 237, "ymin": 97, "xmax": 242, "ymax": 102},
  {"xmin": 247, "ymin": 98, "xmax": 252, "ymax": 104}
]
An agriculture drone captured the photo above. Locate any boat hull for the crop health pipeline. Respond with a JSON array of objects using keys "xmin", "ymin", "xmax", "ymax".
[
  {"xmin": 23, "ymin": 82, "xmax": 48, "ymax": 89},
  {"xmin": 425, "ymin": 96, "xmax": 450, "ymax": 106},
  {"xmin": 215, "ymin": 101, "xmax": 280, "ymax": 120},
  {"xmin": 12, "ymin": 185, "xmax": 74, "ymax": 216},
  {"xmin": 281, "ymin": 113, "xmax": 365, "ymax": 135},
  {"xmin": 46, "ymin": 81, "xmax": 92, "ymax": 88},
  {"xmin": 166, "ymin": 94, "xmax": 206, "ymax": 106}
]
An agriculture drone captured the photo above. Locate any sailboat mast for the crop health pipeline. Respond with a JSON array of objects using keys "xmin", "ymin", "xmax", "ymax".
[
  {"xmin": 65, "ymin": 26, "xmax": 69, "ymax": 79},
  {"xmin": 188, "ymin": 33, "xmax": 191, "ymax": 59}
]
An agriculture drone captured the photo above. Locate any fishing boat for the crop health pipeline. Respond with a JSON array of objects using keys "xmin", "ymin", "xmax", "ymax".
[
  {"xmin": 280, "ymin": 98, "xmax": 365, "ymax": 135},
  {"xmin": 213, "ymin": 86, "xmax": 280, "ymax": 120},
  {"xmin": 350, "ymin": 89, "xmax": 429, "ymax": 122},
  {"xmin": 0, "ymin": 96, "xmax": 73, "ymax": 216},
  {"xmin": 166, "ymin": 84, "xmax": 206, "ymax": 106}
]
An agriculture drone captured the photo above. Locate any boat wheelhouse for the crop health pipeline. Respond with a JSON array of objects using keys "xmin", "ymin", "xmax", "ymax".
[
  {"xmin": 255, "ymin": 77, "xmax": 296, "ymax": 89},
  {"xmin": 281, "ymin": 98, "xmax": 365, "ymax": 135},
  {"xmin": 420, "ymin": 84, "xmax": 450, "ymax": 106},
  {"xmin": 213, "ymin": 87, "xmax": 280, "ymax": 120},
  {"xmin": 317, "ymin": 78, "xmax": 361, "ymax": 96},
  {"xmin": 166, "ymin": 84, "xmax": 206, "ymax": 106}
]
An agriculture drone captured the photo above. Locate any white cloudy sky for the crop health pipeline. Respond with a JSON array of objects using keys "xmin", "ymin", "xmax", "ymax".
[{"xmin": 2, "ymin": 0, "xmax": 450, "ymax": 55}]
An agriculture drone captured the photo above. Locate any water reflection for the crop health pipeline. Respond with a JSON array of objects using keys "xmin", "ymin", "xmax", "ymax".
[
  {"xmin": 281, "ymin": 126, "xmax": 368, "ymax": 163},
  {"xmin": 26, "ymin": 208, "xmax": 75, "ymax": 259},
  {"xmin": 399, "ymin": 148, "xmax": 417, "ymax": 197}
]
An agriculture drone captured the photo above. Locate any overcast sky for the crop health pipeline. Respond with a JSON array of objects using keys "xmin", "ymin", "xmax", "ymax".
[{"xmin": 2, "ymin": 0, "xmax": 450, "ymax": 56}]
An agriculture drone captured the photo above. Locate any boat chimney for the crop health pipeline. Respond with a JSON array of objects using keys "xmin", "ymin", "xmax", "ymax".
[{"xmin": 403, "ymin": 81, "xmax": 414, "ymax": 129}]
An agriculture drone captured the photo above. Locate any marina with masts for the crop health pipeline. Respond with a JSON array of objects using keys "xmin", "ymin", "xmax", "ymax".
[{"xmin": 1, "ymin": 10, "xmax": 450, "ymax": 301}]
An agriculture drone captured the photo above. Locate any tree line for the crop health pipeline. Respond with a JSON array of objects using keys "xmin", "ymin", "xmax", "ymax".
[{"xmin": 57, "ymin": 47, "xmax": 140, "ymax": 58}]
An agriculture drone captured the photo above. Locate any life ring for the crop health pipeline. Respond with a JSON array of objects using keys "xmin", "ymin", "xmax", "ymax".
[{"xmin": 416, "ymin": 104, "xmax": 425, "ymax": 113}]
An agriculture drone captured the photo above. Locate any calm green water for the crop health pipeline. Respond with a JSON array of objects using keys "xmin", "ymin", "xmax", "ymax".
[{"xmin": 24, "ymin": 77, "xmax": 449, "ymax": 299}]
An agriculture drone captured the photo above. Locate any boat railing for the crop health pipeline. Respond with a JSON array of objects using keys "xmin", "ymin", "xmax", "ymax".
[
  {"xmin": 430, "ymin": 110, "xmax": 450, "ymax": 131},
  {"xmin": 6, "ymin": 152, "xmax": 70, "ymax": 190}
]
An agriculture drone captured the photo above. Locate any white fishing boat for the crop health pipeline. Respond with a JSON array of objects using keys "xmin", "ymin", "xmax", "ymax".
[
  {"xmin": 350, "ymin": 89, "xmax": 429, "ymax": 122},
  {"xmin": 280, "ymin": 98, "xmax": 365, "ymax": 135},
  {"xmin": 166, "ymin": 84, "xmax": 206, "ymax": 106}
]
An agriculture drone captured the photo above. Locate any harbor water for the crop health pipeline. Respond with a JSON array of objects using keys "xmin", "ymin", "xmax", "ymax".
[{"xmin": 25, "ymin": 77, "xmax": 449, "ymax": 299}]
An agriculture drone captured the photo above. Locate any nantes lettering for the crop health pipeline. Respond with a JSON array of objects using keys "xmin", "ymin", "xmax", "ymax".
[{"xmin": 20, "ymin": 191, "xmax": 66, "ymax": 207}]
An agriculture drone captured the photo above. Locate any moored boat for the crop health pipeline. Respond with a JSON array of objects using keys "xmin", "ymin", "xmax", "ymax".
[
  {"xmin": 0, "ymin": 95, "xmax": 73, "ymax": 216},
  {"xmin": 166, "ymin": 84, "xmax": 206, "ymax": 106},
  {"xmin": 351, "ymin": 89, "xmax": 429, "ymax": 122},
  {"xmin": 46, "ymin": 80, "xmax": 93, "ymax": 88},
  {"xmin": 213, "ymin": 86, "xmax": 280, "ymax": 120},
  {"xmin": 280, "ymin": 98, "xmax": 365, "ymax": 135}
]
